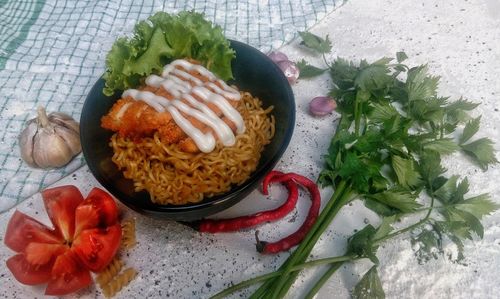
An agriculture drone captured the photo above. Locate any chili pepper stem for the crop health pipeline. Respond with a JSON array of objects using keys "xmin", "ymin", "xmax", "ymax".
[{"xmin": 254, "ymin": 230, "xmax": 268, "ymax": 253}]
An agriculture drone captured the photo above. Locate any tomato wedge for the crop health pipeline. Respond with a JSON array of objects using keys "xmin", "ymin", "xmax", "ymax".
[
  {"xmin": 4, "ymin": 210, "xmax": 62, "ymax": 252},
  {"xmin": 74, "ymin": 187, "xmax": 119, "ymax": 235},
  {"xmin": 6, "ymin": 253, "xmax": 53, "ymax": 285},
  {"xmin": 45, "ymin": 251, "xmax": 92, "ymax": 296},
  {"xmin": 72, "ymin": 223, "xmax": 122, "ymax": 272},
  {"xmin": 24, "ymin": 242, "xmax": 68, "ymax": 266},
  {"xmin": 42, "ymin": 185, "xmax": 84, "ymax": 241},
  {"xmin": 4, "ymin": 186, "xmax": 122, "ymax": 296}
]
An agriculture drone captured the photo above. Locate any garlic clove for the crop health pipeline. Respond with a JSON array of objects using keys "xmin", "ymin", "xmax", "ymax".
[
  {"xmin": 54, "ymin": 126, "xmax": 81, "ymax": 155},
  {"xmin": 50, "ymin": 112, "xmax": 80, "ymax": 133},
  {"xmin": 32, "ymin": 129, "xmax": 74, "ymax": 168},
  {"xmin": 19, "ymin": 121, "xmax": 39, "ymax": 167}
]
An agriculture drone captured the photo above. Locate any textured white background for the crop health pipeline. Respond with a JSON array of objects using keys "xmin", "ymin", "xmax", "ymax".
[{"xmin": 1, "ymin": 0, "xmax": 499, "ymax": 298}]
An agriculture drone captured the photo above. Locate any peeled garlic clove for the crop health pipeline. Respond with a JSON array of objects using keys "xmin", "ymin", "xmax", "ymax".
[{"xmin": 18, "ymin": 106, "xmax": 81, "ymax": 169}]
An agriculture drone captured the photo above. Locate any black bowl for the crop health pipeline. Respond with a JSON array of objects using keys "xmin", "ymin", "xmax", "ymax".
[{"xmin": 80, "ymin": 40, "xmax": 295, "ymax": 221}]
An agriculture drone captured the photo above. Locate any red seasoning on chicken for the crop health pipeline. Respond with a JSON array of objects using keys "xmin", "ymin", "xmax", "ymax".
[{"xmin": 101, "ymin": 59, "xmax": 245, "ymax": 153}]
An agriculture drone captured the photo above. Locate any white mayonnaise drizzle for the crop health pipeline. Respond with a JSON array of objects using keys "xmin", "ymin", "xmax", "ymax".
[{"xmin": 121, "ymin": 59, "xmax": 245, "ymax": 153}]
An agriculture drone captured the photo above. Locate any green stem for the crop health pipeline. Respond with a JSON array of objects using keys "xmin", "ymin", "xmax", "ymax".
[
  {"xmin": 250, "ymin": 182, "xmax": 349, "ymax": 299},
  {"xmin": 210, "ymin": 255, "xmax": 356, "ymax": 299},
  {"xmin": 304, "ymin": 192, "xmax": 437, "ymax": 298},
  {"xmin": 440, "ymin": 120, "xmax": 444, "ymax": 138},
  {"xmin": 322, "ymin": 53, "xmax": 333, "ymax": 69},
  {"xmin": 273, "ymin": 187, "xmax": 354, "ymax": 299},
  {"xmin": 304, "ymin": 262, "xmax": 344, "ymax": 299},
  {"xmin": 248, "ymin": 280, "xmax": 270, "ymax": 299},
  {"xmin": 354, "ymin": 101, "xmax": 361, "ymax": 136},
  {"xmin": 373, "ymin": 192, "xmax": 436, "ymax": 246}
]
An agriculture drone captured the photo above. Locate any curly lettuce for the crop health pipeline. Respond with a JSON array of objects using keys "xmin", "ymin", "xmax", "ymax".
[{"xmin": 103, "ymin": 11, "xmax": 235, "ymax": 96}]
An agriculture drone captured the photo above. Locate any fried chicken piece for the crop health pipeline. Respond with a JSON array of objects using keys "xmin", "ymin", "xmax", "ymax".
[
  {"xmin": 101, "ymin": 61, "xmax": 241, "ymax": 152},
  {"xmin": 101, "ymin": 98, "xmax": 173, "ymax": 140}
]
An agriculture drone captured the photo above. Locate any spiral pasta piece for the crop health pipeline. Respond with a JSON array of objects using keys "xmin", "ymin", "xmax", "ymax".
[
  {"xmin": 96, "ymin": 257, "xmax": 124, "ymax": 288},
  {"xmin": 101, "ymin": 268, "xmax": 137, "ymax": 298},
  {"xmin": 121, "ymin": 218, "xmax": 137, "ymax": 249}
]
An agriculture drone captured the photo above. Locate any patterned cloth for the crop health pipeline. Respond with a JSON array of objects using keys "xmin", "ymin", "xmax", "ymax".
[{"xmin": 0, "ymin": 0, "xmax": 342, "ymax": 212}]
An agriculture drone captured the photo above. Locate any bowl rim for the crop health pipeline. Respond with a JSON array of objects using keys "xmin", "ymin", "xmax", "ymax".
[{"xmin": 80, "ymin": 39, "xmax": 295, "ymax": 218}]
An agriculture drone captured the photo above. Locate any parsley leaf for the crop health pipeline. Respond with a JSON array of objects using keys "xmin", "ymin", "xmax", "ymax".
[
  {"xmin": 368, "ymin": 102, "xmax": 399, "ymax": 123},
  {"xmin": 391, "ymin": 155, "xmax": 422, "ymax": 188},
  {"xmin": 422, "ymin": 138, "xmax": 461, "ymax": 155},
  {"xmin": 296, "ymin": 59, "xmax": 327, "ymax": 78},
  {"xmin": 352, "ymin": 266, "xmax": 385, "ymax": 299},
  {"xmin": 418, "ymin": 151, "xmax": 447, "ymax": 184},
  {"xmin": 459, "ymin": 194, "xmax": 500, "ymax": 219},
  {"xmin": 373, "ymin": 216, "xmax": 396, "ymax": 241},
  {"xmin": 460, "ymin": 137, "xmax": 498, "ymax": 170},
  {"xmin": 298, "ymin": 31, "xmax": 332, "ymax": 54},
  {"xmin": 338, "ymin": 152, "xmax": 384, "ymax": 194},
  {"xmin": 347, "ymin": 225, "xmax": 379, "ymax": 264},
  {"xmin": 433, "ymin": 176, "xmax": 498, "ymax": 239},
  {"xmin": 396, "ymin": 51, "xmax": 408, "ymax": 63},
  {"xmin": 445, "ymin": 98, "xmax": 479, "ymax": 124},
  {"xmin": 406, "ymin": 65, "xmax": 440, "ymax": 102},
  {"xmin": 368, "ymin": 189, "xmax": 421, "ymax": 213},
  {"xmin": 411, "ymin": 225, "xmax": 443, "ymax": 264},
  {"xmin": 364, "ymin": 199, "xmax": 400, "ymax": 216},
  {"xmin": 459, "ymin": 116, "xmax": 481, "ymax": 145},
  {"xmin": 354, "ymin": 59, "xmax": 393, "ymax": 91},
  {"xmin": 330, "ymin": 57, "xmax": 359, "ymax": 90}
]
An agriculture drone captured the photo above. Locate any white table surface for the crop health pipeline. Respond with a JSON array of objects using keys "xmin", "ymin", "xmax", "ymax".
[{"xmin": 1, "ymin": 0, "xmax": 499, "ymax": 298}]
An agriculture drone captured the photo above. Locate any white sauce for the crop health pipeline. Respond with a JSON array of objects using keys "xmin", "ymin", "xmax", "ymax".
[{"xmin": 122, "ymin": 59, "xmax": 245, "ymax": 153}]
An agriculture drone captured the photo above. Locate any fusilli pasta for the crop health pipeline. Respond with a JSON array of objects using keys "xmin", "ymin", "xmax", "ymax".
[
  {"xmin": 101, "ymin": 268, "xmax": 137, "ymax": 298},
  {"xmin": 121, "ymin": 218, "xmax": 137, "ymax": 249},
  {"xmin": 96, "ymin": 257, "xmax": 124, "ymax": 288}
]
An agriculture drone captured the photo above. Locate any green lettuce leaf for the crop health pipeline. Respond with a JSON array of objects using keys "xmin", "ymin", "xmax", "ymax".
[{"xmin": 103, "ymin": 11, "xmax": 235, "ymax": 96}]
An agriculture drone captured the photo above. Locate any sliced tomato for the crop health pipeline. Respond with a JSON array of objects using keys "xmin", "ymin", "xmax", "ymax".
[
  {"xmin": 74, "ymin": 187, "xmax": 119, "ymax": 235},
  {"xmin": 24, "ymin": 242, "xmax": 68, "ymax": 266},
  {"xmin": 72, "ymin": 223, "xmax": 122, "ymax": 272},
  {"xmin": 4, "ymin": 210, "xmax": 62, "ymax": 252},
  {"xmin": 6, "ymin": 254, "xmax": 53, "ymax": 285},
  {"xmin": 5, "ymin": 186, "xmax": 122, "ymax": 296},
  {"xmin": 45, "ymin": 251, "xmax": 91, "ymax": 296},
  {"xmin": 42, "ymin": 185, "xmax": 84, "ymax": 241}
]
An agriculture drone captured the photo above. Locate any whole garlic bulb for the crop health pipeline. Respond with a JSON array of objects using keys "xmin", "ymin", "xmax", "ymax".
[{"xmin": 19, "ymin": 106, "xmax": 81, "ymax": 168}]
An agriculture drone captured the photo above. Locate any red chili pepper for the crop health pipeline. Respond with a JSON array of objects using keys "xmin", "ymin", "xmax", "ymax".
[
  {"xmin": 262, "ymin": 170, "xmax": 285, "ymax": 195},
  {"xmin": 198, "ymin": 172, "xmax": 299, "ymax": 233},
  {"xmin": 255, "ymin": 173, "xmax": 321, "ymax": 254}
]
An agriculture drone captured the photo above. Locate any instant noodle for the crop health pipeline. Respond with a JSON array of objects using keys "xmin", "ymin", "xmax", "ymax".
[{"xmin": 109, "ymin": 92, "xmax": 275, "ymax": 205}]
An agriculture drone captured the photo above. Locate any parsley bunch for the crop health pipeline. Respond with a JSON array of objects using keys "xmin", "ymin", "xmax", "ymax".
[{"xmin": 213, "ymin": 32, "xmax": 498, "ymax": 299}]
